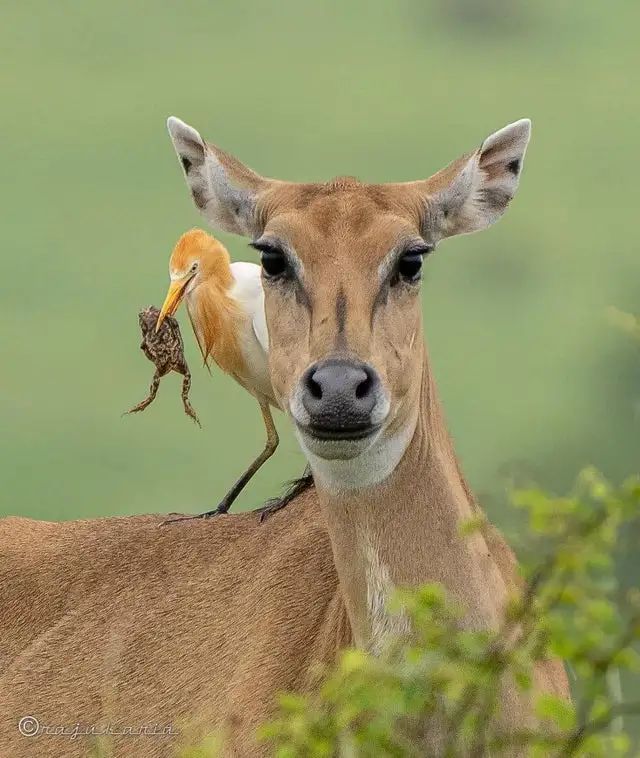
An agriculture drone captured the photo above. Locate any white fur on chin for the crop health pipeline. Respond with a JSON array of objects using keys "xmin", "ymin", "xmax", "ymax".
[{"xmin": 295, "ymin": 413, "xmax": 417, "ymax": 494}]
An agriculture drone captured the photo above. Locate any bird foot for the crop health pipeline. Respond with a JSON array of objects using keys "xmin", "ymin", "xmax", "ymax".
[
  {"xmin": 160, "ymin": 503, "xmax": 230, "ymax": 526},
  {"xmin": 255, "ymin": 471, "xmax": 315, "ymax": 523},
  {"xmin": 256, "ymin": 498, "xmax": 289, "ymax": 523}
]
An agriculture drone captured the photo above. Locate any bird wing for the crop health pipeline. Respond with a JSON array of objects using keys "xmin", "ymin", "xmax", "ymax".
[
  {"xmin": 230, "ymin": 261, "xmax": 269, "ymax": 353},
  {"xmin": 229, "ymin": 261, "xmax": 278, "ymax": 406}
]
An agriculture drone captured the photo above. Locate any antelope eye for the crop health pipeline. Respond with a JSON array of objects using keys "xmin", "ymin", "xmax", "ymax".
[
  {"xmin": 259, "ymin": 248, "xmax": 289, "ymax": 278},
  {"xmin": 392, "ymin": 244, "xmax": 434, "ymax": 285},
  {"xmin": 396, "ymin": 252, "xmax": 424, "ymax": 283}
]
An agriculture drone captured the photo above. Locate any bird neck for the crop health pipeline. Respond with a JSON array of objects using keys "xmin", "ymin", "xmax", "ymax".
[{"xmin": 186, "ymin": 278, "xmax": 246, "ymax": 376}]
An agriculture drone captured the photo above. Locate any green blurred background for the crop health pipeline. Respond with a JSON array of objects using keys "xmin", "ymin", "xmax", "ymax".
[{"xmin": 1, "ymin": 0, "xmax": 639, "ymax": 530}]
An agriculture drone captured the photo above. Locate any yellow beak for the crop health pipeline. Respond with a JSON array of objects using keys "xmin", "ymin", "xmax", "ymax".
[{"xmin": 156, "ymin": 279, "xmax": 189, "ymax": 332}]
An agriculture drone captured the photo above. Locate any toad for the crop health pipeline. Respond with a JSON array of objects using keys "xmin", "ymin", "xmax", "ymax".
[{"xmin": 125, "ymin": 306, "xmax": 200, "ymax": 425}]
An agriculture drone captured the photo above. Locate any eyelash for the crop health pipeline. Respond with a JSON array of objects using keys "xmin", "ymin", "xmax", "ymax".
[
  {"xmin": 251, "ymin": 242, "xmax": 291, "ymax": 280},
  {"xmin": 391, "ymin": 246, "xmax": 434, "ymax": 286},
  {"xmin": 251, "ymin": 241, "xmax": 434, "ymax": 286}
]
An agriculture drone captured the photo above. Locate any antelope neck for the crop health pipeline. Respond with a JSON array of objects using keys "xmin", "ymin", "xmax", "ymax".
[{"xmin": 314, "ymin": 356, "xmax": 509, "ymax": 651}]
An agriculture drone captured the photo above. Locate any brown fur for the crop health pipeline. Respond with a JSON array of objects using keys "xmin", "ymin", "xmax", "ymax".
[
  {"xmin": 0, "ymin": 120, "xmax": 569, "ymax": 756},
  {"xmin": 0, "ymin": 497, "xmax": 351, "ymax": 757}
]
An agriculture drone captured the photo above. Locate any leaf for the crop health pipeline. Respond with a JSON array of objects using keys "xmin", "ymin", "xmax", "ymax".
[{"xmin": 535, "ymin": 694, "xmax": 576, "ymax": 730}]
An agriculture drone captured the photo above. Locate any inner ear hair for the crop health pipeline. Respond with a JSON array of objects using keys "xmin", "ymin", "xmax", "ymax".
[
  {"xmin": 426, "ymin": 118, "xmax": 531, "ymax": 239},
  {"xmin": 167, "ymin": 116, "xmax": 271, "ymax": 238}
]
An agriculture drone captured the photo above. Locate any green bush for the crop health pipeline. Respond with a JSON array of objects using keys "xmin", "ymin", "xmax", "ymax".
[{"xmin": 260, "ymin": 470, "xmax": 640, "ymax": 757}]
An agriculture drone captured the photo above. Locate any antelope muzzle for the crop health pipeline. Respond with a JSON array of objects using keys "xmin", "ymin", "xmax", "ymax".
[{"xmin": 291, "ymin": 357, "xmax": 390, "ymax": 457}]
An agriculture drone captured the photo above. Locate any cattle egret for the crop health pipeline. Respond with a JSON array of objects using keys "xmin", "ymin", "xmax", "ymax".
[{"xmin": 156, "ymin": 228, "xmax": 285, "ymax": 518}]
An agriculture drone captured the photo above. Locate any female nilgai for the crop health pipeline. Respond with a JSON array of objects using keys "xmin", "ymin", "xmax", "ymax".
[{"xmin": 0, "ymin": 116, "xmax": 568, "ymax": 757}]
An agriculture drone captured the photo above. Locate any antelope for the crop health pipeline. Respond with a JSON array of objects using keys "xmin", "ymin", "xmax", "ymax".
[{"xmin": 0, "ymin": 117, "xmax": 569, "ymax": 757}]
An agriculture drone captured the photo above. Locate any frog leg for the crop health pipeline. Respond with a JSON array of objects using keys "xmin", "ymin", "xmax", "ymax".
[
  {"xmin": 180, "ymin": 372, "xmax": 201, "ymax": 427},
  {"xmin": 125, "ymin": 370, "xmax": 161, "ymax": 415}
]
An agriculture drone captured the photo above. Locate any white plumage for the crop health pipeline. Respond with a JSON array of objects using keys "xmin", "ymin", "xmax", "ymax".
[{"xmin": 229, "ymin": 261, "xmax": 278, "ymax": 408}]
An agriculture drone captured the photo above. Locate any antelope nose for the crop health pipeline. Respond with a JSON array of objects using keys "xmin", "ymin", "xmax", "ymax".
[{"xmin": 301, "ymin": 358, "xmax": 379, "ymax": 434}]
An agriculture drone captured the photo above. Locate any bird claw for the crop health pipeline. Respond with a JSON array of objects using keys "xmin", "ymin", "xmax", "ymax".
[
  {"xmin": 256, "ymin": 499, "xmax": 289, "ymax": 523},
  {"xmin": 255, "ymin": 472, "xmax": 314, "ymax": 524},
  {"xmin": 160, "ymin": 503, "xmax": 230, "ymax": 525},
  {"xmin": 202, "ymin": 504, "xmax": 231, "ymax": 518}
]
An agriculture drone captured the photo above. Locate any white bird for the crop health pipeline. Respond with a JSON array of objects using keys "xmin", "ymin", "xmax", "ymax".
[{"xmin": 156, "ymin": 228, "xmax": 295, "ymax": 518}]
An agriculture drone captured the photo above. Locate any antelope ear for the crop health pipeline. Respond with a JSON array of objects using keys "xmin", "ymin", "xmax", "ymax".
[
  {"xmin": 425, "ymin": 119, "xmax": 531, "ymax": 239},
  {"xmin": 167, "ymin": 116, "xmax": 271, "ymax": 237}
]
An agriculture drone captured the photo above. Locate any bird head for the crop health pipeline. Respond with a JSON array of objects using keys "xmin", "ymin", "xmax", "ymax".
[{"xmin": 156, "ymin": 229, "xmax": 232, "ymax": 332}]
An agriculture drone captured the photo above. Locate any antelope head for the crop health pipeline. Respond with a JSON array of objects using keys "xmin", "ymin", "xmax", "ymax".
[{"xmin": 167, "ymin": 117, "xmax": 531, "ymax": 494}]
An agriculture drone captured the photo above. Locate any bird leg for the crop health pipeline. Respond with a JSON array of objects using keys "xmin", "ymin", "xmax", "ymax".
[
  {"xmin": 162, "ymin": 401, "xmax": 279, "ymax": 524},
  {"xmin": 125, "ymin": 370, "xmax": 161, "ymax": 415},
  {"xmin": 205, "ymin": 401, "xmax": 279, "ymax": 515},
  {"xmin": 180, "ymin": 371, "xmax": 201, "ymax": 427}
]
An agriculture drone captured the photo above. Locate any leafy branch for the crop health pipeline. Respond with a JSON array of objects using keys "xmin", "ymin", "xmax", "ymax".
[{"xmin": 261, "ymin": 472, "xmax": 640, "ymax": 757}]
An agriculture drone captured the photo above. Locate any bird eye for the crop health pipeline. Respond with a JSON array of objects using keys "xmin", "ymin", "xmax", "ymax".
[
  {"xmin": 190, "ymin": 261, "xmax": 198, "ymax": 273},
  {"xmin": 259, "ymin": 248, "xmax": 289, "ymax": 279}
]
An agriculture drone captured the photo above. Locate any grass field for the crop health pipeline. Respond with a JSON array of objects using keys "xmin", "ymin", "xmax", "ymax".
[{"xmin": 1, "ymin": 0, "xmax": 639, "ymax": 532}]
